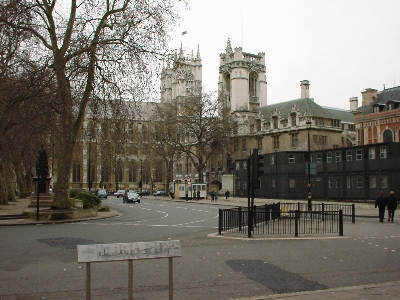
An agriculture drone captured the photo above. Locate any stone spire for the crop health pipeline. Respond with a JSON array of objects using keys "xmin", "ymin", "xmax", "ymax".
[
  {"xmin": 179, "ymin": 42, "xmax": 184, "ymax": 60},
  {"xmin": 196, "ymin": 44, "xmax": 201, "ymax": 60},
  {"xmin": 226, "ymin": 38, "xmax": 233, "ymax": 54}
]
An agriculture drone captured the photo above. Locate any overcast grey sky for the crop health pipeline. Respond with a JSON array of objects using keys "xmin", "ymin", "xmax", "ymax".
[{"xmin": 169, "ymin": 0, "xmax": 400, "ymax": 110}]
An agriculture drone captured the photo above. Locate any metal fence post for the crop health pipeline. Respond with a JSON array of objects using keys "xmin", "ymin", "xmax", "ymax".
[
  {"xmin": 248, "ymin": 209, "xmax": 252, "ymax": 238},
  {"xmin": 295, "ymin": 210, "xmax": 299, "ymax": 237},
  {"xmin": 322, "ymin": 203, "xmax": 325, "ymax": 222},
  {"xmin": 218, "ymin": 209, "xmax": 222, "ymax": 235},
  {"xmin": 352, "ymin": 204, "xmax": 355, "ymax": 224},
  {"xmin": 339, "ymin": 209, "xmax": 344, "ymax": 236},
  {"xmin": 238, "ymin": 207, "xmax": 242, "ymax": 231}
]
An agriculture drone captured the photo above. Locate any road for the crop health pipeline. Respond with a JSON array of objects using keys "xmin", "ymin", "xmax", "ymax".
[{"xmin": 0, "ymin": 196, "xmax": 399, "ymax": 299}]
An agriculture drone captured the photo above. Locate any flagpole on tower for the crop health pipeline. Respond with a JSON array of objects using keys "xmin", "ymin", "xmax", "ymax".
[{"xmin": 182, "ymin": 30, "xmax": 188, "ymax": 54}]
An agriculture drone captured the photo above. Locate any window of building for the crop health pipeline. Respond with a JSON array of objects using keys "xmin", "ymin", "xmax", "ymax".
[
  {"xmin": 72, "ymin": 162, "xmax": 81, "ymax": 182},
  {"xmin": 273, "ymin": 136, "xmax": 280, "ymax": 149},
  {"xmin": 256, "ymin": 120, "xmax": 261, "ymax": 131},
  {"xmin": 291, "ymin": 133, "xmax": 298, "ymax": 147},
  {"xmin": 243, "ymin": 160, "xmax": 247, "ymax": 169},
  {"xmin": 336, "ymin": 177, "xmax": 341, "ymax": 188},
  {"xmin": 273, "ymin": 117, "xmax": 278, "ymax": 129},
  {"xmin": 234, "ymin": 139, "xmax": 239, "ymax": 152},
  {"xmin": 327, "ymin": 152, "xmax": 332, "ymax": 163},
  {"xmin": 257, "ymin": 138, "xmax": 263, "ymax": 150},
  {"xmin": 128, "ymin": 162, "xmax": 136, "ymax": 182},
  {"xmin": 346, "ymin": 150, "xmax": 352, "ymax": 161},
  {"xmin": 369, "ymin": 176, "xmax": 376, "ymax": 188},
  {"xmin": 272, "ymin": 179, "xmax": 276, "ymax": 188},
  {"xmin": 288, "ymin": 154, "xmax": 295, "ymax": 164},
  {"xmin": 328, "ymin": 178, "xmax": 333, "ymax": 188},
  {"xmin": 270, "ymin": 155, "xmax": 275, "ymax": 165},
  {"xmin": 291, "ymin": 114, "xmax": 297, "ymax": 126},
  {"xmin": 348, "ymin": 124, "xmax": 356, "ymax": 131},
  {"xmin": 335, "ymin": 151, "xmax": 341, "ymax": 162},
  {"xmin": 289, "ymin": 179, "xmax": 295, "ymax": 188},
  {"xmin": 249, "ymin": 72, "xmax": 258, "ymax": 100},
  {"xmin": 356, "ymin": 149, "xmax": 362, "ymax": 160},
  {"xmin": 242, "ymin": 139, "xmax": 247, "ymax": 151},
  {"xmin": 380, "ymin": 146, "xmax": 387, "ymax": 158},
  {"xmin": 313, "ymin": 135, "xmax": 327, "ymax": 145},
  {"xmin": 242, "ymin": 181, "xmax": 247, "ymax": 190},
  {"xmin": 347, "ymin": 177, "xmax": 351, "ymax": 188},
  {"xmin": 357, "ymin": 177, "xmax": 363, "ymax": 188},
  {"xmin": 316, "ymin": 153, "xmax": 322, "ymax": 163},
  {"xmin": 369, "ymin": 147, "xmax": 375, "ymax": 159},
  {"xmin": 235, "ymin": 161, "xmax": 240, "ymax": 170},
  {"xmin": 381, "ymin": 176, "xmax": 388, "ymax": 188}
]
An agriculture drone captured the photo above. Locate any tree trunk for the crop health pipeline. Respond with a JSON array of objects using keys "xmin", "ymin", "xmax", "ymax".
[
  {"xmin": 53, "ymin": 131, "xmax": 76, "ymax": 208},
  {"xmin": 13, "ymin": 161, "xmax": 31, "ymax": 198},
  {"xmin": 0, "ymin": 161, "xmax": 7, "ymax": 204}
]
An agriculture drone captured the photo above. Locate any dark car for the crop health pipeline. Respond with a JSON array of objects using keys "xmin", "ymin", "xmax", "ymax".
[
  {"xmin": 153, "ymin": 190, "xmax": 165, "ymax": 196},
  {"xmin": 97, "ymin": 189, "xmax": 108, "ymax": 199},
  {"xmin": 115, "ymin": 190, "xmax": 125, "ymax": 198},
  {"xmin": 140, "ymin": 190, "xmax": 150, "ymax": 196},
  {"xmin": 123, "ymin": 191, "xmax": 141, "ymax": 203},
  {"xmin": 108, "ymin": 189, "xmax": 116, "ymax": 196}
]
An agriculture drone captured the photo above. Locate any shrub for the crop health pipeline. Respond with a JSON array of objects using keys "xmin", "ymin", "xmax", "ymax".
[
  {"xmin": 69, "ymin": 189, "xmax": 81, "ymax": 198},
  {"xmin": 98, "ymin": 205, "xmax": 110, "ymax": 212},
  {"xmin": 75, "ymin": 191, "xmax": 101, "ymax": 209}
]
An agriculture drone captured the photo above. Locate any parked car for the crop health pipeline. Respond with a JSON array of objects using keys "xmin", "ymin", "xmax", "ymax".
[
  {"xmin": 115, "ymin": 189, "xmax": 125, "ymax": 198},
  {"xmin": 108, "ymin": 189, "xmax": 116, "ymax": 195},
  {"xmin": 153, "ymin": 190, "xmax": 165, "ymax": 196},
  {"xmin": 140, "ymin": 190, "xmax": 150, "ymax": 196},
  {"xmin": 123, "ymin": 191, "xmax": 141, "ymax": 203},
  {"xmin": 97, "ymin": 189, "xmax": 108, "ymax": 199}
]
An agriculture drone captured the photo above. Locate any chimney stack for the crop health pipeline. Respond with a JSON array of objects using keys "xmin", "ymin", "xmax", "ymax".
[
  {"xmin": 300, "ymin": 80, "xmax": 310, "ymax": 98},
  {"xmin": 349, "ymin": 97, "xmax": 358, "ymax": 111}
]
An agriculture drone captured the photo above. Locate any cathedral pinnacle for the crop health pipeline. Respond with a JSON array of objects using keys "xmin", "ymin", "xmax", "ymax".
[
  {"xmin": 226, "ymin": 38, "xmax": 233, "ymax": 54},
  {"xmin": 196, "ymin": 44, "xmax": 201, "ymax": 60}
]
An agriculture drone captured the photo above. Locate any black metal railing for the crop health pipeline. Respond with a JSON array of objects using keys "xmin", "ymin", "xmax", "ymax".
[
  {"xmin": 280, "ymin": 202, "xmax": 355, "ymax": 223},
  {"xmin": 218, "ymin": 203, "xmax": 346, "ymax": 237}
]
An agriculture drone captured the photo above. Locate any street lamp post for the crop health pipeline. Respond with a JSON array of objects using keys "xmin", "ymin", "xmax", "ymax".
[
  {"xmin": 87, "ymin": 132, "xmax": 92, "ymax": 191},
  {"xmin": 306, "ymin": 118, "xmax": 312, "ymax": 210}
]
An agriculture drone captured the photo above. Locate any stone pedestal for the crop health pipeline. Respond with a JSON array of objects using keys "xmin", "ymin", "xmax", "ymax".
[
  {"xmin": 221, "ymin": 174, "xmax": 234, "ymax": 195},
  {"xmin": 29, "ymin": 177, "xmax": 52, "ymax": 207}
]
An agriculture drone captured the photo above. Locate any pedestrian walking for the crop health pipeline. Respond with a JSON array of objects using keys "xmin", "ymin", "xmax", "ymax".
[
  {"xmin": 375, "ymin": 191, "xmax": 387, "ymax": 222},
  {"xmin": 387, "ymin": 191, "xmax": 397, "ymax": 222},
  {"xmin": 197, "ymin": 189, "xmax": 200, "ymax": 201},
  {"xmin": 211, "ymin": 190, "xmax": 215, "ymax": 202},
  {"xmin": 225, "ymin": 190, "xmax": 230, "ymax": 201}
]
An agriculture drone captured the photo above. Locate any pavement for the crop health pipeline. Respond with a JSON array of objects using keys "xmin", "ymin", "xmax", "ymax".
[{"xmin": 1, "ymin": 196, "xmax": 399, "ymax": 300}]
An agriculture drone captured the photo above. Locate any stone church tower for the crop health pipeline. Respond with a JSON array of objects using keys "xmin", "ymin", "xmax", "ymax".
[
  {"xmin": 160, "ymin": 44, "xmax": 202, "ymax": 102},
  {"xmin": 218, "ymin": 39, "xmax": 267, "ymax": 112}
]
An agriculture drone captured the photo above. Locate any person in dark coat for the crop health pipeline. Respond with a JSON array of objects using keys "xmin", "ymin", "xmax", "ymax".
[
  {"xmin": 387, "ymin": 191, "xmax": 397, "ymax": 222},
  {"xmin": 375, "ymin": 191, "xmax": 387, "ymax": 222},
  {"xmin": 210, "ymin": 190, "xmax": 215, "ymax": 202}
]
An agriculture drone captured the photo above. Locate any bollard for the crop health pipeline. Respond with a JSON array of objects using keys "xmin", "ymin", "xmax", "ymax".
[{"xmin": 339, "ymin": 209, "xmax": 344, "ymax": 236}]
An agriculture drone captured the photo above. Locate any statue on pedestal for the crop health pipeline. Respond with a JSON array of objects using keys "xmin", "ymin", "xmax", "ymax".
[
  {"xmin": 227, "ymin": 154, "xmax": 234, "ymax": 174},
  {"xmin": 36, "ymin": 144, "xmax": 49, "ymax": 180}
]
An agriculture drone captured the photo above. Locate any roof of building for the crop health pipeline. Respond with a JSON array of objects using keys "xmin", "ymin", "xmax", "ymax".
[
  {"xmin": 356, "ymin": 86, "xmax": 400, "ymax": 114},
  {"xmin": 255, "ymin": 98, "xmax": 355, "ymax": 123}
]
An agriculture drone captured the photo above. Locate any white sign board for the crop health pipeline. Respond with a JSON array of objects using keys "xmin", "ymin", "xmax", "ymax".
[{"xmin": 77, "ymin": 240, "xmax": 182, "ymax": 263}]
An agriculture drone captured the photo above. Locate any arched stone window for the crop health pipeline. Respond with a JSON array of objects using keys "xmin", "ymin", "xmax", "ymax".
[
  {"xmin": 383, "ymin": 129, "xmax": 393, "ymax": 143},
  {"xmin": 249, "ymin": 72, "xmax": 258, "ymax": 102}
]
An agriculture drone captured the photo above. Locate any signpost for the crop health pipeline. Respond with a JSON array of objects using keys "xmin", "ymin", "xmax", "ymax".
[{"xmin": 77, "ymin": 240, "xmax": 182, "ymax": 300}]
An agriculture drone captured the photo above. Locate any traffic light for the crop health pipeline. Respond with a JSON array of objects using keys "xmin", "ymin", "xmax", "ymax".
[{"xmin": 252, "ymin": 148, "xmax": 264, "ymax": 189}]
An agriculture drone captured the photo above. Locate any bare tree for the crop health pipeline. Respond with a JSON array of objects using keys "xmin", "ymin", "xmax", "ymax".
[
  {"xmin": 150, "ymin": 92, "xmax": 235, "ymax": 183},
  {"xmin": 1, "ymin": 0, "xmax": 182, "ymax": 207}
]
